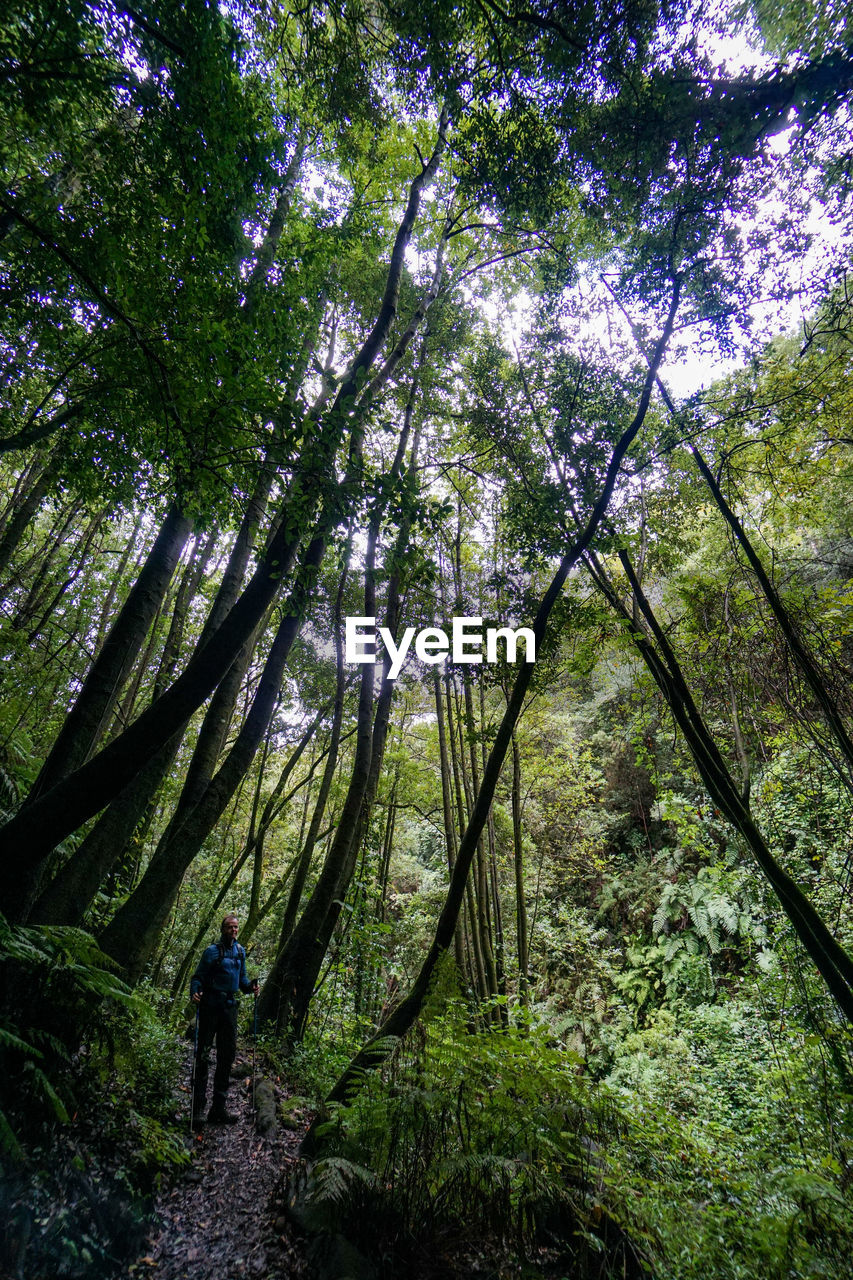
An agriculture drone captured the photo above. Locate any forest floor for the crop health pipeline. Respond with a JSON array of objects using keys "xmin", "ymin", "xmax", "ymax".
[
  {"xmin": 114, "ymin": 1041, "xmax": 579, "ymax": 1280},
  {"xmin": 121, "ymin": 1043, "xmax": 310, "ymax": 1280}
]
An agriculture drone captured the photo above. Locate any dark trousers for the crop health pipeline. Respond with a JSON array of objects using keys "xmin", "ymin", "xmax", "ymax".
[{"xmin": 192, "ymin": 1002, "xmax": 237, "ymax": 1116}]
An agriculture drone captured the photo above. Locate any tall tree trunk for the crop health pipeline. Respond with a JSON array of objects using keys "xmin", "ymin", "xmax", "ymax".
[
  {"xmin": 0, "ymin": 453, "xmax": 43, "ymax": 544},
  {"xmin": 98, "ymin": 534, "xmax": 329, "ymax": 982},
  {"xmin": 26, "ymin": 504, "xmax": 192, "ymax": 803},
  {"xmin": 445, "ymin": 668, "xmax": 487, "ymax": 997},
  {"xmin": 376, "ymin": 771, "xmax": 398, "ymax": 925},
  {"xmin": 108, "ymin": 579, "xmax": 173, "ymax": 735},
  {"xmin": 243, "ymin": 725, "xmax": 275, "ymax": 939},
  {"xmin": 152, "ymin": 526, "xmax": 220, "ymax": 701},
  {"xmin": 261, "ymin": 554, "xmax": 351, "ymax": 1000},
  {"xmin": 284, "ymin": 381, "xmax": 430, "ymax": 1031},
  {"xmin": 10, "ymin": 497, "xmax": 84, "ymax": 631},
  {"xmin": 243, "ymin": 132, "xmax": 308, "ymax": 315},
  {"xmin": 434, "ymin": 669, "xmax": 468, "ymax": 978},
  {"xmin": 482, "ymin": 684, "xmax": 506, "ymax": 1006},
  {"xmin": 462, "ymin": 668, "xmax": 498, "ymax": 1002},
  {"xmin": 28, "ymin": 741, "xmax": 179, "ymax": 926},
  {"xmin": 689, "ymin": 441, "xmax": 853, "ymax": 784},
  {"xmin": 258, "ymin": 349, "xmax": 428, "ymax": 1036},
  {"xmin": 238, "ymin": 701, "xmax": 337, "ymax": 940},
  {"xmin": 93, "ymin": 510, "xmax": 145, "ymax": 657},
  {"xmin": 511, "ymin": 730, "xmax": 530, "ymax": 1002},
  {"xmin": 22, "ymin": 470, "xmax": 275, "ymax": 925},
  {"xmin": 257, "ymin": 534, "xmax": 378, "ymax": 1035},
  {"xmin": 0, "ymin": 455, "xmax": 55, "ymax": 583},
  {"xmin": 25, "ymin": 509, "xmax": 105, "ymax": 642}
]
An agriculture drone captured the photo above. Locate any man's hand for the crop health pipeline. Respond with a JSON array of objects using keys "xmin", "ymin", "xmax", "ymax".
[
  {"xmin": 191, "ymin": 991, "xmax": 201, "ymax": 1004},
  {"xmin": 251, "ymin": 980, "xmax": 260, "ymax": 996}
]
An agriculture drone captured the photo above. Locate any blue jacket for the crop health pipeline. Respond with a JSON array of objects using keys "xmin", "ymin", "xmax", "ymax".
[{"xmin": 191, "ymin": 939, "xmax": 253, "ymax": 1008}]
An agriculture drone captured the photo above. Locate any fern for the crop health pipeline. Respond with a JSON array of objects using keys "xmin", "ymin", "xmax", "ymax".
[
  {"xmin": 297, "ymin": 1010, "xmax": 629, "ymax": 1269},
  {"xmin": 0, "ymin": 912, "xmax": 139, "ymax": 1157},
  {"xmin": 0, "ymin": 760, "xmax": 19, "ymax": 814},
  {"xmin": 652, "ymin": 866, "xmax": 761, "ymax": 969},
  {"xmin": 0, "ymin": 1025, "xmax": 43, "ymax": 1056},
  {"xmin": 23, "ymin": 1063, "xmax": 71, "ymax": 1123},
  {"xmin": 0, "ymin": 1105, "xmax": 22, "ymax": 1158},
  {"xmin": 652, "ymin": 896, "xmax": 672, "ymax": 936},
  {"xmin": 311, "ymin": 1156, "xmax": 379, "ymax": 1207}
]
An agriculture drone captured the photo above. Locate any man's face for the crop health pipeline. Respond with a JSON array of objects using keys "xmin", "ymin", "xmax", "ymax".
[{"xmin": 222, "ymin": 918, "xmax": 239, "ymax": 942}]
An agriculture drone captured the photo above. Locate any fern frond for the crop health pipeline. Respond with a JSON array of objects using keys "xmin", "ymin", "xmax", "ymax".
[
  {"xmin": 311, "ymin": 1156, "xmax": 378, "ymax": 1207},
  {"xmin": 25, "ymin": 1065, "xmax": 70, "ymax": 1123},
  {"xmin": 0, "ymin": 1024, "xmax": 43, "ymax": 1057},
  {"xmin": 0, "ymin": 1107, "xmax": 23, "ymax": 1159}
]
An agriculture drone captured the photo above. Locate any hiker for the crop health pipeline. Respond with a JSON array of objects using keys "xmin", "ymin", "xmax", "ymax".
[{"xmin": 190, "ymin": 913, "xmax": 259, "ymax": 1127}]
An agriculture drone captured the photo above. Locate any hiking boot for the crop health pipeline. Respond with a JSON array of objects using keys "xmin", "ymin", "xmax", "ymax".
[{"xmin": 207, "ymin": 1107, "xmax": 239, "ymax": 1124}]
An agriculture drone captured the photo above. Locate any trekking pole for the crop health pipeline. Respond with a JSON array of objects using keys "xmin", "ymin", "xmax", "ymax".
[
  {"xmin": 188, "ymin": 1002, "xmax": 200, "ymax": 1134},
  {"xmin": 251, "ymin": 992, "xmax": 258, "ymax": 1126}
]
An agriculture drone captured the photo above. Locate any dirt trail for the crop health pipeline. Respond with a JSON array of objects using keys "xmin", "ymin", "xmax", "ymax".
[{"xmin": 122, "ymin": 1046, "xmax": 309, "ymax": 1280}]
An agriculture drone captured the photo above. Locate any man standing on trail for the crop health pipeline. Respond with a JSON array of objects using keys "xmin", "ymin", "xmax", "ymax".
[{"xmin": 190, "ymin": 913, "xmax": 259, "ymax": 1128}]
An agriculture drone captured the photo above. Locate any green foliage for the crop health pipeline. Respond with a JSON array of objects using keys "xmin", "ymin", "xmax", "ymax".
[
  {"xmin": 304, "ymin": 1006, "xmax": 641, "ymax": 1272},
  {"xmin": 283, "ymin": 1029, "xmax": 361, "ymax": 1105},
  {"xmin": 303, "ymin": 988, "xmax": 853, "ymax": 1278},
  {"xmin": 602, "ymin": 1001, "xmax": 853, "ymax": 1280},
  {"xmin": 0, "ymin": 919, "xmax": 191, "ymax": 1277},
  {"xmin": 0, "ymin": 914, "xmax": 141, "ymax": 1155},
  {"xmin": 3, "ymin": 4, "xmax": 853, "ymax": 1278},
  {"xmin": 125, "ymin": 1110, "xmax": 191, "ymax": 1182}
]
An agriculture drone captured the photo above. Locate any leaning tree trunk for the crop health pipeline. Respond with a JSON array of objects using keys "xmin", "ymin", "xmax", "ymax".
[
  {"xmin": 9, "ymin": 496, "xmax": 85, "ymax": 633},
  {"xmin": 258, "ymin": 367, "xmax": 427, "ymax": 1038},
  {"xmin": 434, "ymin": 669, "xmax": 468, "ymax": 979},
  {"xmin": 97, "ymin": 531, "xmax": 329, "ymax": 982},
  {"xmin": 15, "ymin": 466, "xmax": 276, "ymax": 924},
  {"xmin": 24, "ymin": 508, "xmax": 105, "ymax": 643},
  {"xmin": 688, "ymin": 440, "xmax": 853, "ymax": 785},
  {"xmin": 265, "ymin": 551, "xmax": 350, "ymax": 969},
  {"xmin": 92, "ymin": 511, "xmax": 145, "ymax": 658},
  {"xmin": 27, "ymin": 533, "xmax": 220, "ymax": 927},
  {"xmin": 445, "ymin": 668, "xmax": 487, "ymax": 997},
  {"xmin": 588, "ymin": 546, "xmax": 853, "ymax": 1025},
  {"xmin": 511, "ymin": 730, "xmax": 530, "ymax": 1002},
  {"xmin": 256, "ymin": 545, "xmax": 377, "ymax": 1034},
  {"xmin": 240, "ymin": 710, "xmax": 334, "ymax": 943},
  {"xmin": 0, "ymin": 454, "xmax": 56, "ymax": 583},
  {"xmin": 26, "ymin": 503, "xmax": 192, "ymax": 805}
]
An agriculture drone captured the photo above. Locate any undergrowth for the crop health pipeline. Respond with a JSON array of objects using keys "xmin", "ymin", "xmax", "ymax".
[
  {"xmin": 0, "ymin": 916, "xmax": 191, "ymax": 1279},
  {"xmin": 293, "ymin": 985, "xmax": 853, "ymax": 1280},
  {"xmin": 297, "ymin": 1002, "xmax": 645, "ymax": 1279}
]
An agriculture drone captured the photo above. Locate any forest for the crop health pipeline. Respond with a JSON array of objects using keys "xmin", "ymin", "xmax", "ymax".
[{"xmin": 1, "ymin": 0, "xmax": 853, "ymax": 1276}]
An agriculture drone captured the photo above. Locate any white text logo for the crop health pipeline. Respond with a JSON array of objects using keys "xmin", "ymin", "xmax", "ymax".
[{"xmin": 344, "ymin": 616, "xmax": 536, "ymax": 680}]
